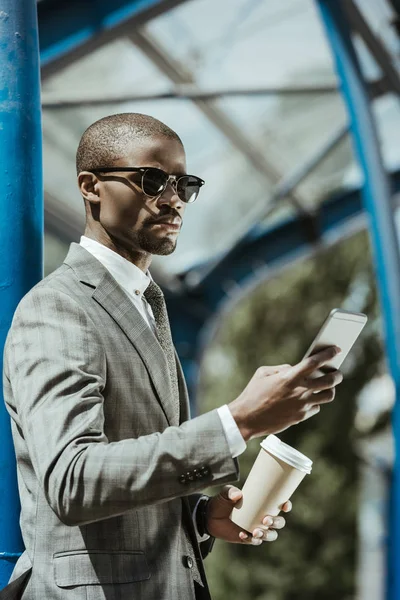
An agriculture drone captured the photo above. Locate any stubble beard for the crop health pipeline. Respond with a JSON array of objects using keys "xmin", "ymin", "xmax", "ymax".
[{"xmin": 137, "ymin": 229, "xmax": 177, "ymax": 256}]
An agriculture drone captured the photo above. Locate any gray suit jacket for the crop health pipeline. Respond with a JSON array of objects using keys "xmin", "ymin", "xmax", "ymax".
[{"xmin": 1, "ymin": 243, "xmax": 239, "ymax": 600}]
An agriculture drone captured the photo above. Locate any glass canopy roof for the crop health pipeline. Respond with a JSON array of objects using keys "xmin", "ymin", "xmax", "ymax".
[{"xmin": 40, "ymin": 0, "xmax": 400, "ymax": 280}]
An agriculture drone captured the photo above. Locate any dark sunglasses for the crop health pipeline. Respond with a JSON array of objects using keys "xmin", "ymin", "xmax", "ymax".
[{"xmin": 90, "ymin": 167, "xmax": 205, "ymax": 204}]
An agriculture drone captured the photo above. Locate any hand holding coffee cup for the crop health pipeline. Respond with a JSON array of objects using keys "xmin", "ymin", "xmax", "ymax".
[
  {"xmin": 228, "ymin": 345, "xmax": 343, "ymax": 442},
  {"xmin": 230, "ymin": 435, "xmax": 312, "ymax": 534},
  {"xmin": 206, "ymin": 484, "xmax": 293, "ymax": 545}
]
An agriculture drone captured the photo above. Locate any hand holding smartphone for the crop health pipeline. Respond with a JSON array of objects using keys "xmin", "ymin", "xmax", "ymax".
[{"xmin": 228, "ymin": 309, "xmax": 367, "ymax": 441}]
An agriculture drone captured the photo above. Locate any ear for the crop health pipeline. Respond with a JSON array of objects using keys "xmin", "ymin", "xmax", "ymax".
[{"xmin": 78, "ymin": 171, "xmax": 101, "ymax": 204}]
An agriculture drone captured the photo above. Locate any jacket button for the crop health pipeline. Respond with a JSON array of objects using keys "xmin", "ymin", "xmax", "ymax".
[
  {"xmin": 184, "ymin": 555, "xmax": 194, "ymax": 569},
  {"xmin": 186, "ymin": 471, "xmax": 195, "ymax": 482},
  {"xmin": 179, "ymin": 474, "xmax": 187, "ymax": 484},
  {"xmin": 200, "ymin": 465, "xmax": 210, "ymax": 476}
]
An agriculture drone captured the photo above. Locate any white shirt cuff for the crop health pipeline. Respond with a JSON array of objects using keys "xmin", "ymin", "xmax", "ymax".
[{"xmin": 217, "ymin": 404, "xmax": 247, "ymax": 458}]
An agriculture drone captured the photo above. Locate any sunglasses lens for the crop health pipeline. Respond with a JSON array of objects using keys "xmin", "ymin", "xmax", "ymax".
[
  {"xmin": 142, "ymin": 168, "xmax": 168, "ymax": 197},
  {"xmin": 177, "ymin": 176, "xmax": 201, "ymax": 203}
]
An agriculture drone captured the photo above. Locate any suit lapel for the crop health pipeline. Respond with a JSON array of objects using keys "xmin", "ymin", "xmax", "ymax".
[{"xmin": 64, "ymin": 243, "xmax": 178, "ymax": 427}]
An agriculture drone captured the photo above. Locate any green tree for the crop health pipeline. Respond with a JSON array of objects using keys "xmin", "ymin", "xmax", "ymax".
[{"xmin": 199, "ymin": 230, "xmax": 384, "ymax": 600}]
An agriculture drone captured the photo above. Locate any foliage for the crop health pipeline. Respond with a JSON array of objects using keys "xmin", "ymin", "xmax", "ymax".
[{"xmin": 198, "ymin": 230, "xmax": 384, "ymax": 600}]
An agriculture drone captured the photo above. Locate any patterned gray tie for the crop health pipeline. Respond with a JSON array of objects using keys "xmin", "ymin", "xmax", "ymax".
[
  {"xmin": 144, "ymin": 280, "xmax": 203, "ymax": 587},
  {"xmin": 144, "ymin": 280, "xmax": 180, "ymax": 421}
]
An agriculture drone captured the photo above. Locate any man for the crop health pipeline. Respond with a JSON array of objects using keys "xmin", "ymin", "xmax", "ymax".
[{"xmin": 1, "ymin": 113, "xmax": 342, "ymax": 600}]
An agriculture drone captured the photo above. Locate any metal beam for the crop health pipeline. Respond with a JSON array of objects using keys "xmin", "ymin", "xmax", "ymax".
[
  {"xmin": 131, "ymin": 28, "xmax": 311, "ymax": 216},
  {"xmin": 182, "ymin": 169, "xmax": 400, "ymax": 302},
  {"xmin": 0, "ymin": 0, "xmax": 43, "ymax": 589},
  {"xmin": 267, "ymin": 123, "xmax": 349, "ymax": 209},
  {"xmin": 40, "ymin": 78, "xmax": 390, "ymax": 110},
  {"xmin": 41, "ymin": 83, "xmax": 341, "ymax": 109},
  {"xmin": 39, "ymin": 0, "xmax": 189, "ymax": 80},
  {"xmin": 389, "ymin": 0, "xmax": 400, "ymax": 37},
  {"xmin": 316, "ymin": 3, "xmax": 400, "ymax": 600},
  {"xmin": 343, "ymin": 0, "xmax": 400, "ymax": 97}
]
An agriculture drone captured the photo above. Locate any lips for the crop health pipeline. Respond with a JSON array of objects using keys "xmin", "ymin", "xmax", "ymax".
[{"xmin": 149, "ymin": 219, "xmax": 181, "ymax": 229}]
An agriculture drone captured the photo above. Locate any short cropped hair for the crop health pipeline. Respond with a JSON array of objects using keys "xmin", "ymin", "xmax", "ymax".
[{"xmin": 76, "ymin": 113, "xmax": 182, "ymax": 175}]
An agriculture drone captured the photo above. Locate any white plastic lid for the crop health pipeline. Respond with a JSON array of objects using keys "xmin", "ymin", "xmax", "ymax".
[{"xmin": 261, "ymin": 435, "xmax": 313, "ymax": 474}]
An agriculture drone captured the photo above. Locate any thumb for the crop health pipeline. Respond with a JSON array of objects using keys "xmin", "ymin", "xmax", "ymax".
[
  {"xmin": 222, "ymin": 485, "xmax": 242, "ymax": 504},
  {"xmin": 209, "ymin": 486, "xmax": 243, "ymax": 520}
]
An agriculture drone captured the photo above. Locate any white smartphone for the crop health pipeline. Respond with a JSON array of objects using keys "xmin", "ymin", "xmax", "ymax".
[{"xmin": 303, "ymin": 308, "xmax": 368, "ymax": 373}]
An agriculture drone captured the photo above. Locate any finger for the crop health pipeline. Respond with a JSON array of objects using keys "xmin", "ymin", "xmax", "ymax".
[
  {"xmin": 270, "ymin": 516, "xmax": 286, "ymax": 530},
  {"xmin": 210, "ymin": 486, "xmax": 243, "ymax": 519},
  {"xmin": 299, "ymin": 404, "xmax": 321, "ymax": 422},
  {"xmin": 252, "ymin": 528, "xmax": 265, "ymax": 539},
  {"xmin": 253, "ymin": 527, "xmax": 279, "ymax": 542},
  {"xmin": 239, "ymin": 531, "xmax": 262, "ymax": 546},
  {"xmin": 220, "ymin": 485, "xmax": 242, "ymax": 503},
  {"xmin": 305, "ymin": 370, "xmax": 343, "ymax": 391},
  {"xmin": 282, "ymin": 500, "xmax": 292, "ymax": 513},
  {"xmin": 283, "ymin": 346, "xmax": 341, "ymax": 383},
  {"xmin": 251, "ymin": 538, "xmax": 263, "ymax": 546},
  {"xmin": 264, "ymin": 529, "xmax": 278, "ymax": 542},
  {"xmin": 227, "ymin": 487, "xmax": 242, "ymax": 502},
  {"xmin": 301, "ymin": 387, "xmax": 336, "ymax": 405}
]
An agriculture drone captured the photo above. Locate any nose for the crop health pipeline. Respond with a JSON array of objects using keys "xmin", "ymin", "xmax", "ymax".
[{"xmin": 157, "ymin": 179, "xmax": 183, "ymax": 210}]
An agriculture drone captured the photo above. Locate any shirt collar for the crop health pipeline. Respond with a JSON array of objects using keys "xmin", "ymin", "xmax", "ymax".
[{"xmin": 80, "ymin": 236, "xmax": 151, "ymax": 296}]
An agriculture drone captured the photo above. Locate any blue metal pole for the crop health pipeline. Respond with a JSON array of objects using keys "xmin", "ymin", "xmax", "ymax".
[
  {"xmin": 316, "ymin": 2, "xmax": 400, "ymax": 598},
  {"xmin": 0, "ymin": 0, "xmax": 43, "ymax": 589}
]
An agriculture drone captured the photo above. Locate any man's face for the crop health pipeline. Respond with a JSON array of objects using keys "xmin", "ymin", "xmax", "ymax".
[{"xmin": 87, "ymin": 135, "xmax": 188, "ymax": 257}]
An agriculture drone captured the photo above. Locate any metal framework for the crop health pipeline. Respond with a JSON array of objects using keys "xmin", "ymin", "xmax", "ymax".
[
  {"xmin": 316, "ymin": 3, "xmax": 400, "ymax": 600},
  {"xmin": 343, "ymin": 0, "xmax": 400, "ymax": 98},
  {"xmin": 39, "ymin": 0, "xmax": 189, "ymax": 79}
]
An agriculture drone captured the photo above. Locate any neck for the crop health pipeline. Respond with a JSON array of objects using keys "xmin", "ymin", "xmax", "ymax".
[{"xmin": 83, "ymin": 228, "xmax": 152, "ymax": 273}]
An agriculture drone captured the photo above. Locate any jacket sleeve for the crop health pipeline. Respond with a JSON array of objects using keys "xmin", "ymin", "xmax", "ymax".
[{"xmin": 3, "ymin": 286, "xmax": 239, "ymax": 527}]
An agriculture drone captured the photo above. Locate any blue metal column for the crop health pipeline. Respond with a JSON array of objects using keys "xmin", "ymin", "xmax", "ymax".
[
  {"xmin": 0, "ymin": 0, "xmax": 43, "ymax": 588},
  {"xmin": 316, "ymin": 2, "xmax": 400, "ymax": 598}
]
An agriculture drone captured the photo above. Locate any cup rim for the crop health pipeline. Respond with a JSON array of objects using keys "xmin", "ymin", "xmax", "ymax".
[{"xmin": 260, "ymin": 435, "xmax": 313, "ymax": 473}]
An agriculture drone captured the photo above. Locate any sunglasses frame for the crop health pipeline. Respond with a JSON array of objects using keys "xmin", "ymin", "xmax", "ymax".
[{"xmin": 90, "ymin": 167, "xmax": 205, "ymax": 203}]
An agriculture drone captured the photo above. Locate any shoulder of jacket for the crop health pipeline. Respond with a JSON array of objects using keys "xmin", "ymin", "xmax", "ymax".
[{"xmin": 16, "ymin": 264, "xmax": 84, "ymax": 310}]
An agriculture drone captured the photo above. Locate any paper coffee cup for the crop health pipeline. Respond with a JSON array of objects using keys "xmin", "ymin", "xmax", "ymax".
[{"xmin": 230, "ymin": 435, "xmax": 312, "ymax": 534}]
